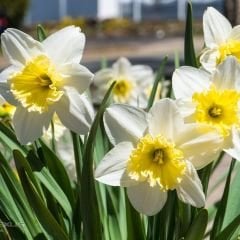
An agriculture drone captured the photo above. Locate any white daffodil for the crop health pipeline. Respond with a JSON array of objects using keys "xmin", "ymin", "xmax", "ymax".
[
  {"xmin": 95, "ymin": 99, "xmax": 222, "ymax": 215},
  {"xmin": 200, "ymin": 7, "xmax": 240, "ymax": 72},
  {"xmin": 0, "ymin": 26, "xmax": 94, "ymax": 144},
  {"xmin": 92, "ymin": 57, "xmax": 154, "ymax": 107},
  {"xmin": 173, "ymin": 56, "xmax": 240, "ymax": 160}
]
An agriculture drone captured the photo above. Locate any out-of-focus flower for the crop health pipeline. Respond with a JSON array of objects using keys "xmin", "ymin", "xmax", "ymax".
[
  {"xmin": 200, "ymin": 7, "xmax": 240, "ymax": 72},
  {"xmin": 0, "ymin": 96, "xmax": 15, "ymax": 118},
  {"xmin": 95, "ymin": 99, "xmax": 222, "ymax": 215},
  {"xmin": 173, "ymin": 56, "xmax": 240, "ymax": 160},
  {"xmin": 0, "ymin": 26, "xmax": 94, "ymax": 144},
  {"xmin": 92, "ymin": 57, "xmax": 154, "ymax": 107}
]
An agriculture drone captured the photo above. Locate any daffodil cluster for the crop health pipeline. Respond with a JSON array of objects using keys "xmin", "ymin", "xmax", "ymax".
[
  {"xmin": 0, "ymin": 6, "xmax": 240, "ymax": 218},
  {"xmin": 95, "ymin": 7, "xmax": 240, "ymax": 215}
]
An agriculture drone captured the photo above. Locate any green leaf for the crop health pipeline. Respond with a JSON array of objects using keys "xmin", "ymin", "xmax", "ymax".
[
  {"xmin": 147, "ymin": 56, "xmax": 168, "ymax": 111},
  {"xmin": 39, "ymin": 140, "xmax": 75, "ymax": 208},
  {"xmin": 20, "ymin": 170, "xmax": 69, "ymax": 240},
  {"xmin": 184, "ymin": 209, "xmax": 208, "ymax": 240},
  {"xmin": 210, "ymin": 159, "xmax": 236, "ymax": 239},
  {"xmin": 34, "ymin": 167, "xmax": 72, "ymax": 220},
  {"xmin": 125, "ymin": 194, "xmax": 145, "ymax": 240},
  {"xmin": 14, "ymin": 150, "xmax": 44, "ymax": 199},
  {"xmin": 222, "ymin": 161, "xmax": 240, "ymax": 238},
  {"xmin": 81, "ymin": 82, "xmax": 116, "ymax": 240},
  {"xmin": 0, "ymin": 122, "xmax": 27, "ymax": 155},
  {"xmin": 184, "ymin": 1, "xmax": 198, "ymax": 67},
  {"xmin": 0, "ymin": 151, "xmax": 42, "ymax": 238},
  {"xmin": 216, "ymin": 214, "xmax": 240, "ymax": 240},
  {"xmin": 37, "ymin": 24, "xmax": 47, "ymax": 42}
]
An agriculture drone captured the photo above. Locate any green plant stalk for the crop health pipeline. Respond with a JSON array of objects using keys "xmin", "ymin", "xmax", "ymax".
[
  {"xmin": 184, "ymin": 1, "xmax": 198, "ymax": 67},
  {"xmin": 80, "ymin": 82, "xmax": 116, "ymax": 240},
  {"xmin": 71, "ymin": 132, "xmax": 83, "ymax": 186},
  {"xmin": 50, "ymin": 121, "xmax": 56, "ymax": 152},
  {"xmin": 147, "ymin": 56, "xmax": 168, "ymax": 111},
  {"xmin": 210, "ymin": 159, "xmax": 236, "ymax": 240}
]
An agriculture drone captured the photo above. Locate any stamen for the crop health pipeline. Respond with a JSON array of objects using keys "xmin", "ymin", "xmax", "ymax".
[
  {"xmin": 152, "ymin": 149, "xmax": 164, "ymax": 164},
  {"xmin": 208, "ymin": 105, "xmax": 222, "ymax": 118}
]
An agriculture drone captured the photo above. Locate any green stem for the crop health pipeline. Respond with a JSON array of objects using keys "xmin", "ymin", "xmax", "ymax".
[
  {"xmin": 50, "ymin": 120, "xmax": 56, "ymax": 152},
  {"xmin": 71, "ymin": 132, "xmax": 83, "ymax": 186}
]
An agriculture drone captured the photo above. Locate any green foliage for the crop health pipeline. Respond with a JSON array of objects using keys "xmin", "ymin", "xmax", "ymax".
[{"xmin": 0, "ymin": 0, "xmax": 29, "ymax": 27}]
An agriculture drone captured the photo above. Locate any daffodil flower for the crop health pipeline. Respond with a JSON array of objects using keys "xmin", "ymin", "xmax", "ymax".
[
  {"xmin": 95, "ymin": 99, "xmax": 222, "ymax": 215},
  {"xmin": 0, "ymin": 96, "xmax": 15, "ymax": 118},
  {"xmin": 92, "ymin": 57, "xmax": 154, "ymax": 107},
  {"xmin": 200, "ymin": 7, "xmax": 240, "ymax": 72},
  {"xmin": 0, "ymin": 27, "xmax": 94, "ymax": 144},
  {"xmin": 173, "ymin": 56, "xmax": 240, "ymax": 160}
]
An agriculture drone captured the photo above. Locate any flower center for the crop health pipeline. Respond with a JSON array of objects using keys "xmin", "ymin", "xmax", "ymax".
[
  {"xmin": 9, "ymin": 55, "xmax": 64, "ymax": 113},
  {"xmin": 208, "ymin": 105, "xmax": 222, "ymax": 118},
  {"xmin": 217, "ymin": 40, "xmax": 240, "ymax": 64},
  {"xmin": 192, "ymin": 85, "xmax": 240, "ymax": 137},
  {"xmin": 127, "ymin": 134, "xmax": 186, "ymax": 191},
  {"xmin": 152, "ymin": 149, "xmax": 165, "ymax": 164},
  {"xmin": 112, "ymin": 77, "xmax": 133, "ymax": 102}
]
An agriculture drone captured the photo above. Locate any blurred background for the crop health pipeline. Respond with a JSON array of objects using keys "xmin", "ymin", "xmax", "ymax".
[{"xmin": 0, "ymin": 0, "xmax": 229, "ymax": 70}]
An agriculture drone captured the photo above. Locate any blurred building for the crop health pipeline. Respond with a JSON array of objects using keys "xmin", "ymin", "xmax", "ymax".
[{"xmin": 24, "ymin": 0, "xmax": 224, "ymax": 25}]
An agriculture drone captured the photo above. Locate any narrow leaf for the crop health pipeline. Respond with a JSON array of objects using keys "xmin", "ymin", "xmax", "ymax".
[
  {"xmin": 216, "ymin": 214, "xmax": 240, "ymax": 240},
  {"xmin": 20, "ymin": 170, "xmax": 69, "ymax": 240},
  {"xmin": 210, "ymin": 159, "xmax": 236, "ymax": 239},
  {"xmin": 81, "ymin": 82, "xmax": 116, "ymax": 240},
  {"xmin": 37, "ymin": 24, "xmax": 47, "ymax": 42},
  {"xmin": 184, "ymin": 1, "xmax": 198, "ymax": 67},
  {"xmin": 184, "ymin": 209, "xmax": 208, "ymax": 240}
]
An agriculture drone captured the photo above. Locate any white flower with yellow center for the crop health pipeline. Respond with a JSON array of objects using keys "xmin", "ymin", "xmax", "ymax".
[
  {"xmin": 173, "ymin": 56, "xmax": 240, "ymax": 160},
  {"xmin": 0, "ymin": 27, "xmax": 94, "ymax": 144},
  {"xmin": 95, "ymin": 99, "xmax": 222, "ymax": 215},
  {"xmin": 92, "ymin": 57, "xmax": 154, "ymax": 107},
  {"xmin": 200, "ymin": 7, "xmax": 240, "ymax": 72}
]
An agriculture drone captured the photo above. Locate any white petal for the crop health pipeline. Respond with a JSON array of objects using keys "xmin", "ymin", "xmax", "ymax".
[
  {"xmin": 176, "ymin": 161, "xmax": 205, "ymax": 208},
  {"xmin": 200, "ymin": 48, "xmax": 219, "ymax": 73},
  {"xmin": 212, "ymin": 56, "xmax": 240, "ymax": 90},
  {"xmin": 0, "ymin": 65, "xmax": 21, "ymax": 105},
  {"xmin": 203, "ymin": 7, "xmax": 232, "ymax": 47},
  {"xmin": 1, "ymin": 28, "xmax": 43, "ymax": 66},
  {"xmin": 95, "ymin": 142, "xmax": 135, "ymax": 186},
  {"xmin": 92, "ymin": 69, "xmax": 115, "ymax": 103},
  {"xmin": 148, "ymin": 98, "xmax": 184, "ymax": 140},
  {"xmin": 172, "ymin": 66, "xmax": 210, "ymax": 99},
  {"xmin": 177, "ymin": 124, "xmax": 223, "ymax": 169},
  {"xmin": 60, "ymin": 63, "xmax": 93, "ymax": 93},
  {"xmin": 113, "ymin": 57, "xmax": 131, "ymax": 76},
  {"xmin": 55, "ymin": 90, "xmax": 93, "ymax": 134},
  {"xmin": 175, "ymin": 99, "xmax": 196, "ymax": 119},
  {"xmin": 42, "ymin": 26, "xmax": 85, "ymax": 65},
  {"xmin": 229, "ymin": 26, "xmax": 240, "ymax": 40},
  {"xmin": 104, "ymin": 104, "xmax": 147, "ymax": 145},
  {"xmin": 131, "ymin": 65, "xmax": 154, "ymax": 86},
  {"xmin": 224, "ymin": 128, "xmax": 240, "ymax": 161},
  {"xmin": 94, "ymin": 69, "xmax": 115, "ymax": 85},
  {"xmin": 13, "ymin": 106, "xmax": 53, "ymax": 144},
  {"xmin": 127, "ymin": 182, "xmax": 167, "ymax": 216}
]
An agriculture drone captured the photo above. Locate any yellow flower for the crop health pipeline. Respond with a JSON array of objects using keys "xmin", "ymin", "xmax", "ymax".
[{"xmin": 0, "ymin": 27, "xmax": 94, "ymax": 144}]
